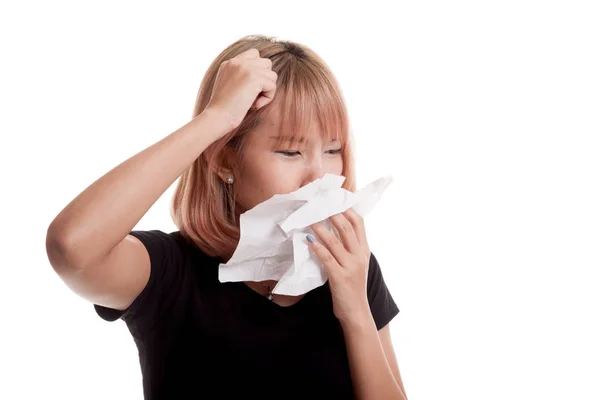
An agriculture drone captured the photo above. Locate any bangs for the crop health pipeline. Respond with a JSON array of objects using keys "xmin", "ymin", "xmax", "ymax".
[
  {"xmin": 257, "ymin": 58, "xmax": 348, "ymax": 150},
  {"xmin": 176, "ymin": 35, "xmax": 358, "ymax": 261}
]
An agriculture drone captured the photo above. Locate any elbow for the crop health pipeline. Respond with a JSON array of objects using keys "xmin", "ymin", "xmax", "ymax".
[
  {"xmin": 46, "ymin": 223, "xmax": 71, "ymax": 272},
  {"xmin": 45, "ymin": 223, "xmax": 85, "ymax": 272}
]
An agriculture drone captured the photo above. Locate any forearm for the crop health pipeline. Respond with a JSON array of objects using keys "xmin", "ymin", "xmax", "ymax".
[
  {"xmin": 47, "ymin": 109, "xmax": 230, "ymax": 269},
  {"xmin": 341, "ymin": 311, "xmax": 407, "ymax": 400}
]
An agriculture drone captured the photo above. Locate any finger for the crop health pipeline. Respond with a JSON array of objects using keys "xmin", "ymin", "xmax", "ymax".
[
  {"xmin": 342, "ymin": 207, "xmax": 368, "ymax": 248},
  {"xmin": 306, "ymin": 234, "xmax": 340, "ymax": 275},
  {"xmin": 253, "ymin": 71, "xmax": 278, "ymax": 109},
  {"xmin": 236, "ymin": 48, "xmax": 261, "ymax": 60},
  {"xmin": 328, "ymin": 213, "xmax": 361, "ymax": 255},
  {"xmin": 248, "ymin": 57, "xmax": 274, "ymax": 70},
  {"xmin": 309, "ymin": 221, "xmax": 351, "ymax": 267}
]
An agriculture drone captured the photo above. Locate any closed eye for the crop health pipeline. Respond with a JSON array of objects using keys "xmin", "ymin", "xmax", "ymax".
[
  {"xmin": 276, "ymin": 149, "xmax": 342, "ymax": 157},
  {"xmin": 276, "ymin": 151, "xmax": 301, "ymax": 157}
]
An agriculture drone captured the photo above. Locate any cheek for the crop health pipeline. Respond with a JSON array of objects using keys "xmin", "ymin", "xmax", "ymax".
[
  {"xmin": 239, "ymin": 156, "xmax": 294, "ymax": 194},
  {"xmin": 250, "ymin": 157, "xmax": 287, "ymax": 182},
  {"xmin": 326, "ymin": 156, "xmax": 344, "ymax": 175}
]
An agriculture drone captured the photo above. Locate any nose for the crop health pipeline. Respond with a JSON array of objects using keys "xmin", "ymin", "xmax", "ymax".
[{"xmin": 300, "ymin": 157, "xmax": 325, "ymax": 187}]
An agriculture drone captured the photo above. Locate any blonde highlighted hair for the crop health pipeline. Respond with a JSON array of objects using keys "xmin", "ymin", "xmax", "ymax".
[{"xmin": 171, "ymin": 35, "xmax": 357, "ymax": 262}]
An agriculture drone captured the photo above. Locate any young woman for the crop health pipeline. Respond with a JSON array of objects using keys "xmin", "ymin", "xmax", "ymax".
[{"xmin": 46, "ymin": 35, "xmax": 408, "ymax": 399}]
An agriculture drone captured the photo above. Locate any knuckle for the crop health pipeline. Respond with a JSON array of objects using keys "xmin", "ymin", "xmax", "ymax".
[
  {"xmin": 324, "ymin": 236, "xmax": 338, "ymax": 247},
  {"xmin": 339, "ymin": 221, "xmax": 353, "ymax": 232},
  {"xmin": 342, "ymin": 210, "xmax": 353, "ymax": 222},
  {"xmin": 322, "ymin": 253, "xmax": 334, "ymax": 263},
  {"xmin": 354, "ymin": 213, "xmax": 364, "ymax": 225}
]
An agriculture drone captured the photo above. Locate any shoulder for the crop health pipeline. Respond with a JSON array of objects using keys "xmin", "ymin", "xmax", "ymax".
[
  {"xmin": 128, "ymin": 229, "xmax": 213, "ymax": 264},
  {"xmin": 94, "ymin": 229, "xmax": 216, "ymax": 327}
]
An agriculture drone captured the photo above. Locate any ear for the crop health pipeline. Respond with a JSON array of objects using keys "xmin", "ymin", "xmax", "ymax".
[
  {"xmin": 216, "ymin": 167, "xmax": 234, "ymax": 183},
  {"xmin": 213, "ymin": 146, "xmax": 238, "ymax": 183}
]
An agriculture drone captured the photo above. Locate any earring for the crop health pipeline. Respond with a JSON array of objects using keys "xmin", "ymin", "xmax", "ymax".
[{"xmin": 226, "ymin": 176, "xmax": 234, "ymax": 184}]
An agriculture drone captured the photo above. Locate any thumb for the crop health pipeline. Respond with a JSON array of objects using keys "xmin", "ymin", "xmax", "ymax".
[{"xmin": 253, "ymin": 94, "xmax": 271, "ymax": 110}]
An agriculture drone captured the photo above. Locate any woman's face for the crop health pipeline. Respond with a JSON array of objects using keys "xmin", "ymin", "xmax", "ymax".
[{"xmin": 231, "ymin": 107, "xmax": 344, "ymax": 216}]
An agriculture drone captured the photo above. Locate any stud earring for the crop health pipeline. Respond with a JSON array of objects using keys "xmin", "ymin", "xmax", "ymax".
[{"xmin": 226, "ymin": 176, "xmax": 234, "ymax": 184}]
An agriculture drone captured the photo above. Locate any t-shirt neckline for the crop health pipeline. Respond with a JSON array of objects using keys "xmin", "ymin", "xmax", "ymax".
[{"xmin": 235, "ymin": 281, "xmax": 322, "ymax": 310}]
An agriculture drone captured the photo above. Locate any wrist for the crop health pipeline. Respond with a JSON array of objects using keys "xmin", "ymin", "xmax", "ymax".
[
  {"xmin": 201, "ymin": 107, "xmax": 238, "ymax": 136},
  {"xmin": 337, "ymin": 304, "xmax": 374, "ymax": 331}
]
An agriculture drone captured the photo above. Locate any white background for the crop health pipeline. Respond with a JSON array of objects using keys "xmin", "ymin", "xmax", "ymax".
[{"xmin": 1, "ymin": 1, "xmax": 599, "ymax": 399}]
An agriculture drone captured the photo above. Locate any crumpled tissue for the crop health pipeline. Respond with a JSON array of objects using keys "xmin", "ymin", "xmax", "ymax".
[{"xmin": 218, "ymin": 173, "xmax": 393, "ymax": 295}]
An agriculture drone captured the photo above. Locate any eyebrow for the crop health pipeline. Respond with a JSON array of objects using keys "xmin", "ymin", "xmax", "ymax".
[{"xmin": 269, "ymin": 135, "xmax": 339, "ymax": 144}]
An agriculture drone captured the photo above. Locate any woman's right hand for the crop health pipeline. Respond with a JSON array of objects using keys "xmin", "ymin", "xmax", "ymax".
[{"xmin": 205, "ymin": 48, "xmax": 278, "ymax": 132}]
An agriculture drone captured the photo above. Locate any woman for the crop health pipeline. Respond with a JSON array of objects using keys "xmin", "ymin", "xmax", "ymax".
[{"xmin": 46, "ymin": 35, "xmax": 408, "ymax": 399}]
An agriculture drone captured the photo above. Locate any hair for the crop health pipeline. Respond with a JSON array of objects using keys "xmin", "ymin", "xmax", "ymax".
[{"xmin": 171, "ymin": 34, "xmax": 357, "ymax": 262}]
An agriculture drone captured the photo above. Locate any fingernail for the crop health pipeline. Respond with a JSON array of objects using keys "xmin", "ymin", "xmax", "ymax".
[{"xmin": 306, "ymin": 234, "xmax": 315, "ymax": 243}]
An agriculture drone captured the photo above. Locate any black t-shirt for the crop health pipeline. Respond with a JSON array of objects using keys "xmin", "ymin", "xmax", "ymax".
[{"xmin": 94, "ymin": 230, "xmax": 400, "ymax": 399}]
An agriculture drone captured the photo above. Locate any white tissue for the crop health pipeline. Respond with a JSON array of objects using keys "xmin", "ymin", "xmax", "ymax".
[{"xmin": 218, "ymin": 173, "xmax": 393, "ymax": 295}]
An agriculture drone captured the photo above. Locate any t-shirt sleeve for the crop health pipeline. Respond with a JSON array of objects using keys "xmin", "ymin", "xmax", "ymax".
[
  {"xmin": 93, "ymin": 230, "xmax": 186, "ymax": 336},
  {"xmin": 366, "ymin": 251, "xmax": 400, "ymax": 330}
]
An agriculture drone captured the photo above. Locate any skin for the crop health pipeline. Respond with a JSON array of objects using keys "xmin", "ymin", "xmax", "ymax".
[
  {"xmin": 218, "ymin": 104, "xmax": 407, "ymax": 398},
  {"xmin": 218, "ymin": 104, "xmax": 343, "ymax": 306}
]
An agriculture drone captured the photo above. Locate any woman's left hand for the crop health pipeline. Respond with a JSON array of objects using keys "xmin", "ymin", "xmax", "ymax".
[{"xmin": 307, "ymin": 207, "xmax": 372, "ymax": 325}]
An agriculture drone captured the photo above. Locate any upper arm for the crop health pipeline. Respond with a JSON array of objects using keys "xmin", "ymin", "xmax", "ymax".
[
  {"xmin": 366, "ymin": 252, "xmax": 400, "ymax": 329},
  {"xmin": 368, "ymin": 252, "xmax": 406, "ymax": 396},
  {"xmin": 50, "ymin": 233, "xmax": 151, "ymax": 311},
  {"xmin": 379, "ymin": 323, "xmax": 407, "ymax": 398}
]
